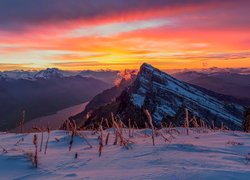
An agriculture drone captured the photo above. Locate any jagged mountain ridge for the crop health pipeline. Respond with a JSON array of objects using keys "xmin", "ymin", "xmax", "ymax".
[
  {"xmin": 0, "ymin": 69, "xmax": 119, "ymax": 83},
  {"xmin": 34, "ymin": 68, "xmax": 64, "ymax": 79},
  {"xmin": 0, "ymin": 68, "xmax": 63, "ymax": 81},
  {"xmin": 79, "ymin": 63, "xmax": 245, "ymax": 130}
]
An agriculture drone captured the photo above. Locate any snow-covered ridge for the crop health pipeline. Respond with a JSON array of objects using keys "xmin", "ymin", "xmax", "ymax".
[
  {"xmin": 0, "ymin": 72, "xmax": 8, "ymax": 80},
  {"xmin": 34, "ymin": 68, "xmax": 64, "ymax": 79},
  {"xmin": 129, "ymin": 63, "xmax": 245, "ymax": 129},
  {"xmin": 79, "ymin": 63, "xmax": 245, "ymax": 130},
  {"xmin": 0, "ymin": 69, "xmax": 118, "ymax": 81},
  {"xmin": 0, "ymin": 70, "xmax": 36, "ymax": 81},
  {"xmin": 0, "ymin": 68, "xmax": 66, "ymax": 80}
]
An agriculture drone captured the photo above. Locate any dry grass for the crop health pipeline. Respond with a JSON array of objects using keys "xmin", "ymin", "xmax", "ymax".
[
  {"xmin": 144, "ymin": 109, "xmax": 155, "ymax": 146},
  {"xmin": 44, "ymin": 126, "xmax": 50, "ymax": 154},
  {"xmin": 0, "ymin": 145, "xmax": 8, "ymax": 153},
  {"xmin": 4, "ymin": 107, "xmax": 247, "ymax": 171},
  {"xmin": 227, "ymin": 141, "xmax": 244, "ymax": 146},
  {"xmin": 98, "ymin": 123, "xmax": 104, "ymax": 156},
  {"xmin": 19, "ymin": 110, "xmax": 26, "ymax": 133},
  {"xmin": 105, "ymin": 132, "xmax": 110, "ymax": 145},
  {"xmin": 111, "ymin": 113, "xmax": 133, "ymax": 149},
  {"xmin": 184, "ymin": 108, "xmax": 189, "ymax": 135},
  {"xmin": 69, "ymin": 120, "xmax": 77, "ymax": 151},
  {"xmin": 32, "ymin": 134, "xmax": 38, "ymax": 168}
]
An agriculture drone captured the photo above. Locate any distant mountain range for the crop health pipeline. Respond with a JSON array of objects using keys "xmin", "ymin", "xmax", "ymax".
[
  {"xmin": 1, "ymin": 66, "xmax": 249, "ymax": 131},
  {"xmin": 79, "ymin": 70, "xmax": 119, "ymax": 85},
  {"xmin": 173, "ymin": 71, "xmax": 250, "ymax": 100},
  {"xmin": 0, "ymin": 68, "xmax": 111, "ymax": 131},
  {"xmin": 0, "ymin": 68, "xmax": 118, "ymax": 85},
  {"xmin": 2, "ymin": 67, "xmax": 249, "ymax": 99},
  {"xmin": 167, "ymin": 67, "xmax": 250, "ymax": 75},
  {"xmin": 72, "ymin": 63, "xmax": 246, "ymax": 130}
]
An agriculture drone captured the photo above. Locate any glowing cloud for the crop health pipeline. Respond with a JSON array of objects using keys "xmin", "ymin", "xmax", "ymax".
[{"xmin": 0, "ymin": 0, "xmax": 249, "ymax": 70}]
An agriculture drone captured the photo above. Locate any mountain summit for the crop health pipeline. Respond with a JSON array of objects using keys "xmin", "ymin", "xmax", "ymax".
[
  {"xmin": 34, "ymin": 68, "xmax": 64, "ymax": 79},
  {"xmin": 74, "ymin": 63, "xmax": 245, "ymax": 130}
]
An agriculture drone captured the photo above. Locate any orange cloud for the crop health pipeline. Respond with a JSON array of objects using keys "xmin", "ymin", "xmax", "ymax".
[{"xmin": 0, "ymin": 1, "xmax": 249, "ymax": 70}]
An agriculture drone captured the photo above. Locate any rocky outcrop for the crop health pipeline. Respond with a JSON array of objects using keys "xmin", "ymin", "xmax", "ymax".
[
  {"xmin": 243, "ymin": 108, "xmax": 250, "ymax": 132},
  {"xmin": 76, "ymin": 63, "xmax": 245, "ymax": 130}
]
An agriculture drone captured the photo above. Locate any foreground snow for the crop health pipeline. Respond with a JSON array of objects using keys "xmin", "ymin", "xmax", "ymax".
[{"xmin": 0, "ymin": 128, "xmax": 250, "ymax": 180}]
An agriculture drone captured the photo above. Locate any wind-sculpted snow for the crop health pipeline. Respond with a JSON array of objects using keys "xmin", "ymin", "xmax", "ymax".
[{"xmin": 1, "ymin": 129, "xmax": 250, "ymax": 179}]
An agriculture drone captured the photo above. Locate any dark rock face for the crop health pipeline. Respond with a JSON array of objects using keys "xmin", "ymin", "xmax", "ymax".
[
  {"xmin": 78, "ymin": 63, "xmax": 246, "ymax": 130},
  {"xmin": 71, "ymin": 77, "xmax": 135, "ymax": 127},
  {"xmin": 243, "ymin": 108, "xmax": 250, "ymax": 132}
]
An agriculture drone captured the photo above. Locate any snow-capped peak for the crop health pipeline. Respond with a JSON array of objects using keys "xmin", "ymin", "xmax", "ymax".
[
  {"xmin": 0, "ymin": 72, "xmax": 8, "ymax": 80},
  {"xmin": 70, "ymin": 63, "xmax": 246, "ymax": 130},
  {"xmin": 130, "ymin": 63, "xmax": 245, "ymax": 129},
  {"xmin": 34, "ymin": 68, "xmax": 64, "ymax": 79}
]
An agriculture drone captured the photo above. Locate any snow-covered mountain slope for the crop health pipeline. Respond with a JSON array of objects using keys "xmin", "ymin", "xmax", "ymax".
[
  {"xmin": 0, "ymin": 72, "xmax": 8, "ymax": 81},
  {"xmin": 0, "ymin": 69, "xmax": 119, "ymax": 83},
  {"xmin": 0, "ymin": 69, "xmax": 64, "ymax": 81},
  {"xmin": 17, "ymin": 72, "xmax": 36, "ymax": 81},
  {"xmin": 1, "ymin": 129, "xmax": 250, "ymax": 179},
  {"xmin": 0, "ymin": 70, "xmax": 36, "ymax": 81},
  {"xmin": 129, "ymin": 63, "xmax": 245, "ymax": 127},
  {"xmin": 83, "ymin": 63, "xmax": 245, "ymax": 130},
  {"xmin": 34, "ymin": 68, "xmax": 64, "ymax": 79}
]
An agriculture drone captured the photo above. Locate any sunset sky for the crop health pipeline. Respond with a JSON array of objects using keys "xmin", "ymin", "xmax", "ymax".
[{"xmin": 0, "ymin": 0, "xmax": 249, "ymax": 71}]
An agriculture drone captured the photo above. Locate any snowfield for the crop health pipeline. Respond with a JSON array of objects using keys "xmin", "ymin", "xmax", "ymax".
[{"xmin": 1, "ymin": 128, "xmax": 250, "ymax": 180}]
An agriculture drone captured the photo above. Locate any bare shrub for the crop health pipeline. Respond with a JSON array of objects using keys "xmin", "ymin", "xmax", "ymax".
[
  {"xmin": 0, "ymin": 145, "xmax": 8, "ymax": 153},
  {"xmin": 184, "ymin": 108, "xmax": 189, "ymax": 135},
  {"xmin": 79, "ymin": 133, "xmax": 93, "ymax": 148},
  {"xmin": 69, "ymin": 120, "xmax": 77, "ymax": 151},
  {"xmin": 33, "ymin": 127, "xmax": 43, "ymax": 152},
  {"xmin": 128, "ymin": 119, "xmax": 133, "ymax": 138},
  {"xmin": 243, "ymin": 108, "xmax": 250, "ymax": 132},
  {"xmin": 44, "ymin": 126, "xmax": 50, "ymax": 154},
  {"xmin": 245, "ymin": 153, "xmax": 250, "ymax": 164},
  {"xmin": 144, "ymin": 109, "xmax": 155, "ymax": 146},
  {"xmin": 14, "ymin": 137, "xmax": 24, "ymax": 146},
  {"xmin": 105, "ymin": 132, "xmax": 110, "ymax": 145},
  {"xmin": 105, "ymin": 118, "xmax": 110, "ymax": 129},
  {"xmin": 111, "ymin": 113, "xmax": 133, "ymax": 149},
  {"xmin": 98, "ymin": 123, "xmax": 104, "ymax": 156},
  {"xmin": 227, "ymin": 141, "xmax": 244, "ymax": 146},
  {"xmin": 19, "ymin": 110, "xmax": 25, "ymax": 133},
  {"xmin": 33, "ymin": 134, "xmax": 38, "ymax": 168}
]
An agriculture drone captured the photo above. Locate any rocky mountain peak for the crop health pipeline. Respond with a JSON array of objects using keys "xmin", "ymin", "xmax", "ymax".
[
  {"xmin": 34, "ymin": 68, "xmax": 64, "ymax": 79},
  {"xmin": 78, "ymin": 63, "xmax": 245, "ymax": 130}
]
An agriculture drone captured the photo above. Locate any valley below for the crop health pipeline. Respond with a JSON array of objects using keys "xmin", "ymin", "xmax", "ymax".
[{"xmin": 14, "ymin": 102, "xmax": 88, "ymax": 133}]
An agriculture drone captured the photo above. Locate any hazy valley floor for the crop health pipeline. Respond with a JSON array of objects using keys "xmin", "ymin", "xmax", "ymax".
[
  {"xmin": 1, "ymin": 128, "xmax": 250, "ymax": 180},
  {"xmin": 12, "ymin": 102, "xmax": 88, "ymax": 133}
]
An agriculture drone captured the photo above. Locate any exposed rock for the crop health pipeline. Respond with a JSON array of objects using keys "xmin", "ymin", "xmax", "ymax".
[{"xmin": 76, "ymin": 63, "xmax": 245, "ymax": 130}]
